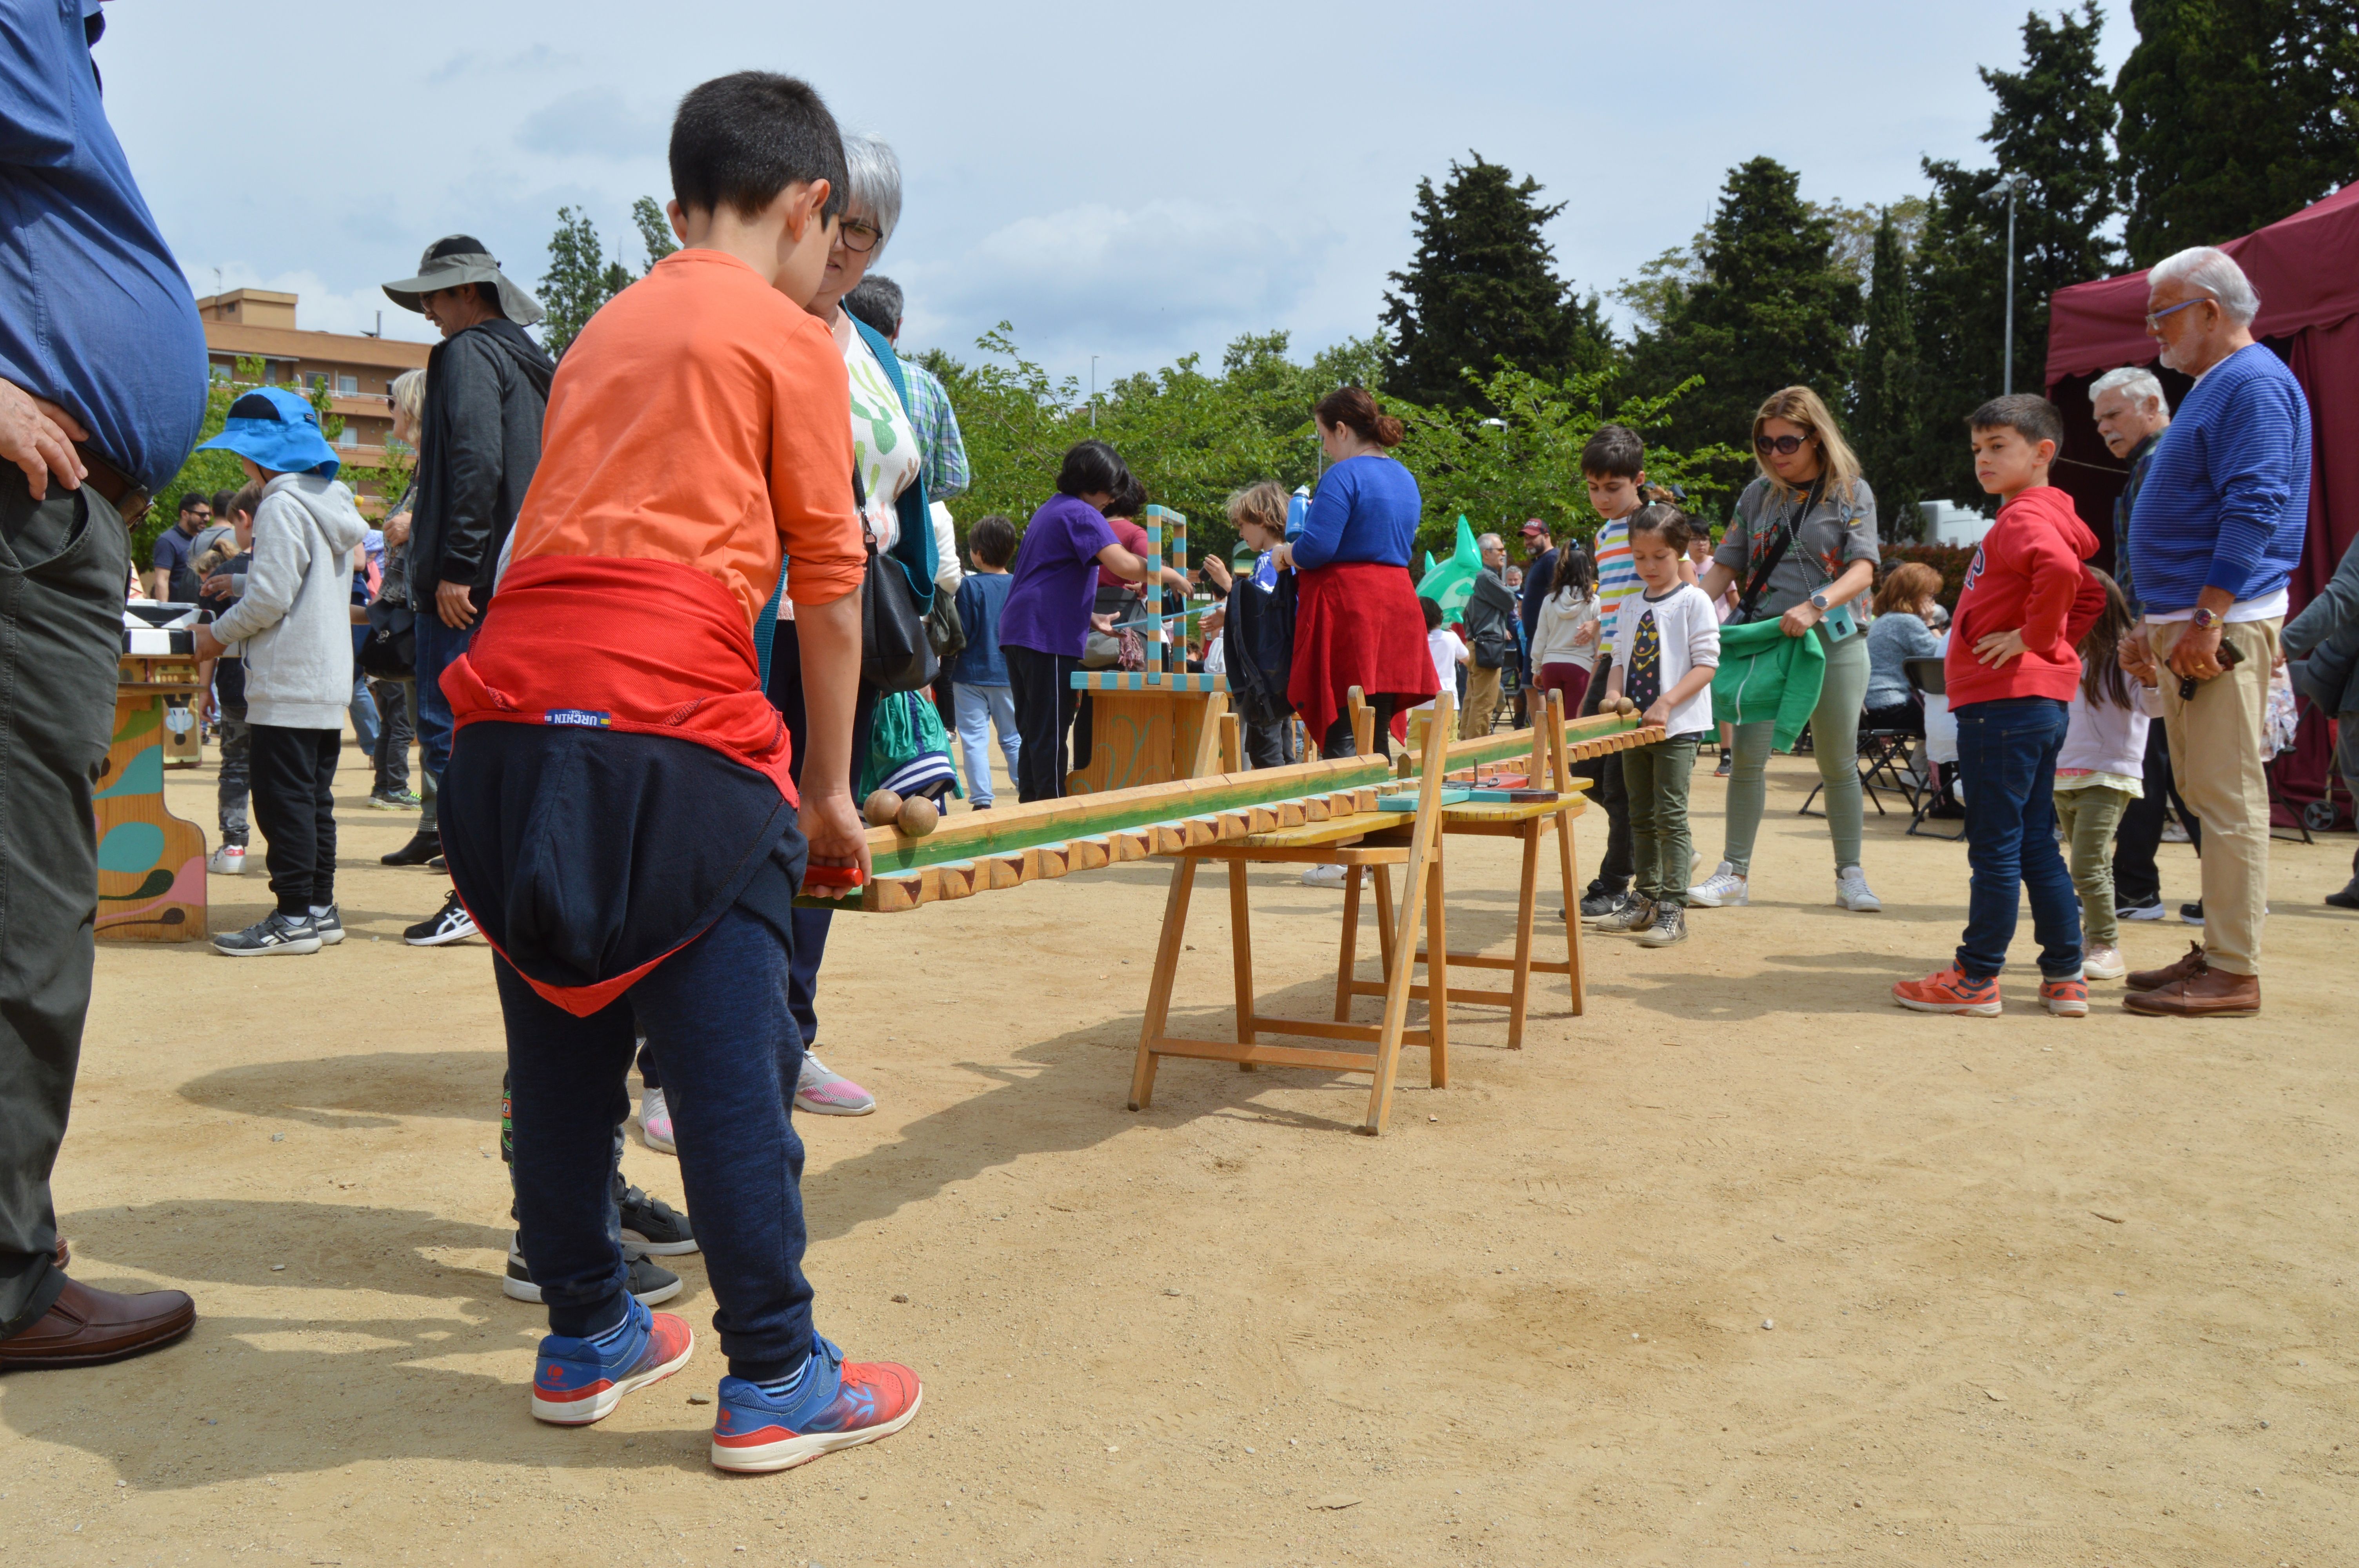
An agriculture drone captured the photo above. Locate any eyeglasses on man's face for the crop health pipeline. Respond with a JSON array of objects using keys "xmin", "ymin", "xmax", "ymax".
[
  {"xmin": 1755, "ymin": 433, "xmax": 1810, "ymax": 456},
  {"xmin": 2144, "ymin": 294, "xmax": 2213, "ymax": 332},
  {"xmin": 836, "ymin": 217, "xmax": 882, "ymax": 255}
]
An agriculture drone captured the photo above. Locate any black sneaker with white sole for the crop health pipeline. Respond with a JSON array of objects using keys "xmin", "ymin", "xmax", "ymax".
[
  {"xmin": 311, "ymin": 904, "xmax": 345, "ymax": 945},
  {"xmin": 404, "ymin": 889, "xmax": 477, "ymax": 947},
  {"xmin": 618, "ymin": 1185, "xmax": 698, "ymax": 1256},
  {"xmin": 1578, "ymin": 886, "xmax": 1631, "ymax": 922},
  {"xmin": 213, "ymin": 909, "xmax": 321, "ymax": 957},
  {"xmin": 503, "ymin": 1238, "xmax": 682, "ymax": 1307}
]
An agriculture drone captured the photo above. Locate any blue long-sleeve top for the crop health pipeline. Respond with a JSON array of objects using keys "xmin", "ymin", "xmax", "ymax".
[
  {"xmin": 2126, "ymin": 344, "xmax": 2312, "ymax": 614},
  {"xmin": 1290, "ymin": 455, "xmax": 1421, "ymax": 571}
]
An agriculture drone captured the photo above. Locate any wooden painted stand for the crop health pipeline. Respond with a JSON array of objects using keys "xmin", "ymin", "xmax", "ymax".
[
  {"xmin": 1066, "ymin": 505, "xmax": 1235, "ymax": 794},
  {"xmin": 1127, "ymin": 695, "xmax": 1458, "ymax": 1136},
  {"xmin": 96, "ymin": 652, "xmax": 209, "ymax": 942},
  {"xmin": 1337, "ymin": 692, "xmax": 1627, "ymax": 1048}
]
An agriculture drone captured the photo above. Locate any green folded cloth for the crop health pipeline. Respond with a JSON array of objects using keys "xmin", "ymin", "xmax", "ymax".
[{"xmin": 1712, "ymin": 617, "xmax": 1826, "ymax": 753}]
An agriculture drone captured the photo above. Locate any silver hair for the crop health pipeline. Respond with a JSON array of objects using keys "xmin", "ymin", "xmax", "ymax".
[
  {"xmin": 389, "ymin": 367, "xmax": 426, "ymax": 425},
  {"xmin": 2088, "ymin": 365, "xmax": 2168, "ymax": 415},
  {"xmin": 2150, "ymin": 245, "xmax": 2261, "ymax": 325},
  {"xmin": 841, "ymin": 134, "xmax": 902, "ymax": 261}
]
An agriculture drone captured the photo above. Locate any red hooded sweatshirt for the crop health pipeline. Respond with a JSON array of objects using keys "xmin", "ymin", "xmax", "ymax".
[{"xmin": 1944, "ymin": 485, "xmax": 2108, "ymax": 708}]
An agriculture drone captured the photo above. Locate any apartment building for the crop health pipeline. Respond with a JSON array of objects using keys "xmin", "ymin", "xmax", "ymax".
[{"xmin": 196, "ymin": 289, "xmax": 431, "ymax": 466}]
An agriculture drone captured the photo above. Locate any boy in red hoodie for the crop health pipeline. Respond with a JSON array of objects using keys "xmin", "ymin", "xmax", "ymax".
[{"xmin": 1895, "ymin": 395, "xmax": 2107, "ymax": 1018}]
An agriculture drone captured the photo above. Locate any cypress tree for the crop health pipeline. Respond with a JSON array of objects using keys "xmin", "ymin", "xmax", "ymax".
[
  {"xmin": 1849, "ymin": 211, "xmax": 1926, "ymax": 539},
  {"xmin": 1631, "ymin": 156, "xmax": 1860, "ymax": 460},
  {"xmin": 2118, "ymin": 0, "xmax": 2359, "ymax": 265},
  {"xmin": 1381, "ymin": 154, "xmax": 1614, "ymax": 410}
]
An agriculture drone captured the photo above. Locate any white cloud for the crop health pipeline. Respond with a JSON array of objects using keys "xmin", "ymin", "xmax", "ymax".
[
  {"xmin": 183, "ymin": 264, "xmax": 440, "ymax": 345},
  {"xmin": 516, "ymin": 88, "xmax": 667, "ymax": 163}
]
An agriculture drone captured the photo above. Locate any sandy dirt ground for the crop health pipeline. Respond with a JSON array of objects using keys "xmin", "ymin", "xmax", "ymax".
[{"xmin": 3, "ymin": 733, "xmax": 2355, "ymax": 1568}]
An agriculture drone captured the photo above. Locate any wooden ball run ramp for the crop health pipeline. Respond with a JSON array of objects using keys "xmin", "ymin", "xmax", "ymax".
[{"xmin": 97, "ymin": 652, "xmax": 209, "ymax": 942}]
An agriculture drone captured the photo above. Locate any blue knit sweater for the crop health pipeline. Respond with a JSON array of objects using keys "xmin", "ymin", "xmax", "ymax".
[{"xmin": 2126, "ymin": 344, "xmax": 2311, "ymax": 614}]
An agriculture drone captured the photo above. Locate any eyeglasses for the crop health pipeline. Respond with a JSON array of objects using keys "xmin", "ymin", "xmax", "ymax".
[
  {"xmin": 837, "ymin": 218, "xmax": 882, "ymax": 255},
  {"xmin": 2144, "ymin": 295, "xmax": 2213, "ymax": 332},
  {"xmin": 1754, "ymin": 433, "xmax": 1810, "ymax": 456}
]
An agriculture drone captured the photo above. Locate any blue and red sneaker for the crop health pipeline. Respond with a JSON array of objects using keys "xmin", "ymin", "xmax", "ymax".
[
  {"xmin": 530, "ymin": 1295, "xmax": 695, "ymax": 1426},
  {"xmin": 709, "ymin": 1336, "xmax": 921, "ymax": 1473}
]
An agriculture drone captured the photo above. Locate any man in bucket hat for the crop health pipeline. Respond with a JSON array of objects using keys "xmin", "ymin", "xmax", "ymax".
[{"xmin": 376, "ymin": 236, "xmax": 556, "ymax": 945}]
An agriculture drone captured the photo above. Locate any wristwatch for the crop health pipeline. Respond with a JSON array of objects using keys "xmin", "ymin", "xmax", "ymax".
[
  {"xmin": 2191, "ymin": 606, "xmax": 2222, "ymax": 630},
  {"xmin": 1808, "ymin": 591, "xmax": 1831, "ymax": 612}
]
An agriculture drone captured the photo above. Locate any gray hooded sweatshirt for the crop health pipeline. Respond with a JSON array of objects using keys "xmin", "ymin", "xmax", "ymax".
[{"xmin": 211, "ymin": 472, "xmax": 369, "ymax": 730}]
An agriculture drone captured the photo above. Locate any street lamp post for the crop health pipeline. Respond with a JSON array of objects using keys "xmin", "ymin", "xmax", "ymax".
[{"xmin": 1992, "ymin": 172, "xmax": 2031, "ymax": 396}]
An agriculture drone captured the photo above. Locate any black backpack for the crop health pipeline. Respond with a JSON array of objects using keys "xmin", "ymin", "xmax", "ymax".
[{"xmin": 1221, "ymin": 567, "xmax": 1297, "ymax": 727}]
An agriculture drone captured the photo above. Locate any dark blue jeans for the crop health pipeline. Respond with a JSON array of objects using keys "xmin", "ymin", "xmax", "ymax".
[
  {"xmin": 764, "ymin": 618, "xmax": 877, "ymax": 1049},
  {"xmin": 1954, "ymin": 697, "xmax": 2082, "ymax": 981},
  {"xmin": 498, "ymin": 893, "xmax": 812, "ymax": 1382},
  {"xmin": 412, "ymin": 609, "xmax": 475, "ymax": 784}
]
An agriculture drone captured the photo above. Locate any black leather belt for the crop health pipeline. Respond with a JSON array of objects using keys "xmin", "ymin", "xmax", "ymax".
[{"xmin": 71, "ymin": 442, "xmax": 149, "ymax": 526}]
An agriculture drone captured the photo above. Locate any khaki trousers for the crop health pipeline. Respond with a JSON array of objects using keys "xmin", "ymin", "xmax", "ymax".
[
  {"xmin": 1461, "ymin": 665, "xmax": 1503, "ymax": 739},
  {"xmin": 2152, "ymin": 617, "xmax": 2279, "ymax": 976}
]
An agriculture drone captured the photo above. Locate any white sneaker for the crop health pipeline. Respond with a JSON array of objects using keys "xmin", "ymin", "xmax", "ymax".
[
  {"xmin": 1300, "ymin": 864, "xmax": 1348, "ymax": 889},
  {"xmin": 1688, "ymin": 862, "xmax": 1748, "ymax": 907},
  {"xmin": 2083, "ymin": 943, "xmax": 2126, "ymax": 981},
  {"xmin": 639, "ymin": 1086, "xmax": 676, "ymax": 1154},
  {"xmin": 1834, "ymin": 866, "xmax": 1882, "ymax": 913},
  {"xmin": 207, "ymin": 844, "xmax": 246, "ymax": 875},
  {"xmin": 794, "ymin": 1053, "xmax": 876, "ymax": 1116}
]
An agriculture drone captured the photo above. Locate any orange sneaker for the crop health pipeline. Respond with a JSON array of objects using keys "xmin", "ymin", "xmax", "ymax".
[
  {"xmin": 2039, "ymin": 975, "xmax": 2089, "ymax": 1016},
  {"xmin": 1892, "ymin": 966, "xmax": 2001, "ymax": 1016}
]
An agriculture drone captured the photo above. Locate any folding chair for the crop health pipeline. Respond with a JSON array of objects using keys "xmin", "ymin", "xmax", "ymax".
[
  {"xmin": 1902, "ymin": 657, "xmax": 1964, "ymax": 841},
  {"xmin": 1800, "ymin": 728, "xmax": 1894, "ymax": 818}
]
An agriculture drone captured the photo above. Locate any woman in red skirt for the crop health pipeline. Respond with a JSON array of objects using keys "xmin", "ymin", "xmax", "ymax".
[{"xmin": 1276, "ymin": 388, "xmax": 1438, "ymax": 757}]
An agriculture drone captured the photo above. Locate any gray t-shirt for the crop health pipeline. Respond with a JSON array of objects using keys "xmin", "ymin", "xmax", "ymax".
[{"xmin": 1714, "ymin": 474, "xmax": 1880, "ymax": 620}]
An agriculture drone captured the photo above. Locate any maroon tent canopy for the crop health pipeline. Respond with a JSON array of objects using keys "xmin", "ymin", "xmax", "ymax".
[{"xmin": 2045, "ymin": 183, "xmax": 2359, "ymax": 827}]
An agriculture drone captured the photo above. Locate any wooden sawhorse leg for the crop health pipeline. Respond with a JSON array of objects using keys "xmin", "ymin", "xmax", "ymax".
[
  {"xmin": 1232, "ymin": 860, "xmax": 1258, "ymax": 1070},
  {"xmin": 1129, "ymin": 856, "xmax": 1199, "ymax": 1111}
]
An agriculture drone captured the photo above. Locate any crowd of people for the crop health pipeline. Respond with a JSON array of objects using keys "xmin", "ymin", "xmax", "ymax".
[{"xmin": 2, "ymin": 6, "xmax": 2354, "ymax": 1493}]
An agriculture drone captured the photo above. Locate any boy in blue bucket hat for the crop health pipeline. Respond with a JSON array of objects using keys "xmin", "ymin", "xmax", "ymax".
[{"xmin": 191, "ymin": 388, "xmax": 370, "ymax": 956}]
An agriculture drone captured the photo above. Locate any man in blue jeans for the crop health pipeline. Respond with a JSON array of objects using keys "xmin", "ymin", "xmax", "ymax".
[{"xmin": 374, "ymin": 237, "xmax": 555, "ymax": 945}]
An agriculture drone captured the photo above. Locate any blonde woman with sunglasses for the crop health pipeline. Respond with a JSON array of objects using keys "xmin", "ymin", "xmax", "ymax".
[{"xmin": 1689, "ymin": 387, "xmax": 1885, "ymax": 913}]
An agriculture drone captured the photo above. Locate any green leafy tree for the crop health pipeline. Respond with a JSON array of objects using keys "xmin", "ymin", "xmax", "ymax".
[
  {"xmin": 632, "ymin": 195, "xmax": 679, "ymax": 273},
  {"xmin": 136, "ymin": 355, "xmax": 360, "ymax": 563},
  {"xmin": 2118, "ymin": 0, "xmax": 2359, "ymax": 265},
  {"xmin": 1392, "ymin": 366, "xmax": 1745, "ymax": 556},
  {"xmin": 1629, "ymin": 157, "xmax": 1861, "ymax": 470},
  {"xmin": 1849, "ymin": 211, "xmax": 1928, "ymax": 540},
  {"xmin": 539, "ymin": 206, "xmax": 633, "ymax": 359},
  {"xmin": 1380, "ymin": 154, "xmax": 1615, "ymax": 412}
]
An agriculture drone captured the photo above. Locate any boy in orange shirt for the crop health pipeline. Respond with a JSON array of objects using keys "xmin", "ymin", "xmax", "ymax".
[{"xmin": 436, "ymin": 72, "xmax": 918, "ymax": 1472}]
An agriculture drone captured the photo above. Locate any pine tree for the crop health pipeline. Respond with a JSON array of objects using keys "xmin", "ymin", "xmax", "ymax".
[
  {"xmin": 632, "ymin": 196, "xmax": 678, "ymax": 273},
  {"xmin": 1849, "ymin": 211, "xmax": 1926, "ymax": 539},
  {"xmin": 1981, "ymin": 0, "xmax": 2120, "ymax": 391},
  {"xmin": 1380, "ymin": 155, "xmax": 1614, "ymax": 410},
  {"xmin": 2118, "ymin": 0, "xmax": 2359, "ymax": 265},
  {"xmin": 1630, "ymin": 157, "xmax": 1860, "ymax": 463},
  {"xmin": 537, "ymin": 207, "xmax": 632, "ymax": 360}
]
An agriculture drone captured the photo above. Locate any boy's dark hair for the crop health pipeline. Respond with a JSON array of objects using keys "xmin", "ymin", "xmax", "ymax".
[
  {"xmin": 1109, "ymin": 474, "xmax": 1147, "ymax": 518},
  {"xmin": 1968, "ymin": 393, "xmax": 2064, "ymax": 450},
  {"xmin": 1580, "ymin": 424, "xmax": 1645, "ymax": 480},
  {"xmin": 1627, "ymin": 503, "xmax": 1694, "ymax": 553},
  {"xmin": 968, "ymin": 513, "xmax": 1017, "ymax": 569},
  {"xmin": 1055, "ymin": 440, "xmax": 1130, "ymax": 501},
  {"xmin": 844, "ymin": 276, "xmax": 903, "ymax": 338},
  {"xmin": 1419, "ymin": 595, "xmax": 1443, "ymax": 632},
  {"xmin": 670, "ymin": 72, "xmax": 847, "ymax": 223}
]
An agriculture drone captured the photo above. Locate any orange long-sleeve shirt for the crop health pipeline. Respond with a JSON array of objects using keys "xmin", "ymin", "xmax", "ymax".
[{"xmin": 509, "ymin": 248, "xmax": 863, "ymax": 624}]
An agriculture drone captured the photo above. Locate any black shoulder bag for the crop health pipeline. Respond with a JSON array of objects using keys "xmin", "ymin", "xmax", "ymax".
[
  {"xmin": 856, "ymin": 467, "xmax": 938, "ymax": 692},
  {"xmin": 1732, "ymin": 476, "xmax": 1823, "ymax": 625}
]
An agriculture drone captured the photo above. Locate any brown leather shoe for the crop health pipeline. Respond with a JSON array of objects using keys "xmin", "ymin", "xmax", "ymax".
[
  {"xmin": 2123, "ymin": 965, "xmax": 2261, "ymax": 1018},
  {"xmin": 2126, "ymin": 940, "xmax": 2207, "ymax": 993},
  {"xmin": 0, "ymin": 1277, "xmax": 195, "ymax": 1369}
]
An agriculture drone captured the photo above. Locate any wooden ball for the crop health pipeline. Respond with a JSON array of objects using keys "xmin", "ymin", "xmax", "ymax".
[
  {"xmin": 1616, "ymin": 697, "xmax": 1638, "ymax": 716},
  {"xmin": 863, "ymin": 789, "xmax": 903, "ymax": 827},
  {"xmin": 897, "ymin": 795, "xmax": 939, "ymax": 837}
]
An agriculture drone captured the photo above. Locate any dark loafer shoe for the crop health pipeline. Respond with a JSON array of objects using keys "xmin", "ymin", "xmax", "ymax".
[
  {"xmin": 0, "ymin": 1277, "xmax": 196, "ymax": 1369},
  {"xmin": 380, "ymin": 831, "xmax": 442, "ymax": 867},
  {"xmin": 2125, "ymin": 940, "xmax": 2207, "ymax": 993}
]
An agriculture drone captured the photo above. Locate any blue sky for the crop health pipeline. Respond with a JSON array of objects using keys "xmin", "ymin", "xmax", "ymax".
[{"xmin": 100, "ymin": 0, "xmax": 2134, "ymax": 387}]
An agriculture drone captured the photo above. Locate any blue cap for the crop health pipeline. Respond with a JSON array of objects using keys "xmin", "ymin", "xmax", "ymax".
[{"xmin": 197, "ymin": 386, "xmax": 340, "ymax": 479}]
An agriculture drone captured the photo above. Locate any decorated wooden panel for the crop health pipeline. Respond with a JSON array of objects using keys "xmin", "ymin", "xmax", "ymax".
[{"xmin": 95, "ymin": 657, "xmax": 208, "ymax": 942}]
